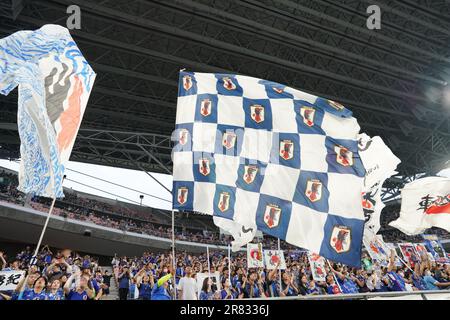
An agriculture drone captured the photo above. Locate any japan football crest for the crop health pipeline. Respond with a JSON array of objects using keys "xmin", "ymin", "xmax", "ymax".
[
  {"xmin": 178, "ymin": 129, "xmax": 189, "ymax": 146},
  {"xmin": 334, "ymin": 145, "xmax": 353, "ymax": 167},
  {"xmin": 300, "ymin": 107, "xmax": 315, "ymax": 127},
  {"xmin": 200, "ymin": 98, "xmax": 212, "ymax": 117},
  {"xmin": 222, "ymin": 77, "xmax": 236, "ymax": 90},
  {"xmin": 330, "ymin": 225, "xmax": 351, "ymax": 254},
  {"xmin": 250, "ymin": 104, "xmax": 264, "ymax": 123},
  {"xmin": 272, "ymin": 87, "xmax": 284, "ymax": 94},
  {"xmin": 183, "ymin": 75, "xmax": 192, "ymax": 91},
  {"xmin": 199, "ymin": 158, "xmax": 210, "ymax": 176},
  {"xmin": 279, "ymin": 140, "xmax": 294, "ymax": 160},
  {"xmin": 177, "ymin": 187, "xmax": 188, "ymax": 205},
  {"xmin": 222, "ymin": 132, "xmax": 236, "ymax": 149},
  {"xmin": 264, "ymin": 204, "xmax": 281, "ymax": 228},
  {"xmin": 218, "ymin": 191, "xmax": 230, "ymax": 212},
  {"xmin": 305, "ymin": 179, "xmax": 322, "ymax": 202},
  {"xmin": 243, "ymin": 165, "xmax": 258, "ymax": 184},
  {"xmin": 327, "ymin": 99, "xmax": 345, "ymax": 111}
]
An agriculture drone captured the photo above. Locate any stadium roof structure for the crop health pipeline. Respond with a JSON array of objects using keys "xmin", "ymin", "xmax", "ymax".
[{"xmin": 0, "ymin": 0, "xmax": 449, "ymax": 201}]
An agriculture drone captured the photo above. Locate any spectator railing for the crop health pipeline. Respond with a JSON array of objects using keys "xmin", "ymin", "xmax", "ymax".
[{"xmin": 248, "ymin": 289, "xmax": 450, "ymax": 300}]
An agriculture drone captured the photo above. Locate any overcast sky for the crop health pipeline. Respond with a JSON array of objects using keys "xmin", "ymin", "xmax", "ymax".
[{"xmin": 0, "ymin": 159, "xmax": 449, "ymax": 211}]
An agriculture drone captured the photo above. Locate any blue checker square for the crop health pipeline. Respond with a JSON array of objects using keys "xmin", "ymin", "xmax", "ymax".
[
  {"xmin": 258, "ymin": 79, "xmax": 294, "ymax": 99},
  {"xmin": 172, "ymin": 181, "xmax": 194, "ymax": 211},
  {"xmin": 215, "ymin": 74, "xmax": 243, "ymax": 96},
  {"xmin": 235, "ymin": 158, "xmax": 267, "ymax": 193},
  {"xmin": 325, "ymin": 137, "xmax": 365, "ymax": 177},
  {"xmin": 294, "ymin": 100, "xmax": 325, "ymax": 135},
  {"xmin": 269, "ymin": 132, "xmax": 300, "ymax": 169},
  {"xmin": 213, "ymin": 184, "xmax": 236, "ymax": 219},
  {"xmin": 319, "ymin": 214, "xmax": 364, "ymax": 268},
  {"xmin": 255, "ymin": 194, "xmax": 292, "ymax": 240},
  {"xmin": 193, "ymin": 152, "xmax": 216, "ymax": 183},
  {"xmin": 173, "ymin": 123, "xmax": 193, "ymax": 153},
  {"xmin": 178, "ymin": 72, "xmax": 197, "ymax": 97},
  {"xmin": 243, "ymin": 97, "xmax": 273, "ymax": 130},
  {"xmin": 314, "ymin": 97, "xmax": 352, "ymax": 118},
  {"xmin": 214, "ymin": 125, "xmax": 244, "ymax": 157},
  {"xmin": 194, "ymin": 94, "xmax": 218, "ymax": 123},
  {"xmin": 293, "ymin": 170, "xmax": 329, "ymax": 213}
]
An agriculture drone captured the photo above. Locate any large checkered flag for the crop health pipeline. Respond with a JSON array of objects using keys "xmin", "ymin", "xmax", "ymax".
[{"xmin": 172, "ymin": 71, "xmax": 366, "ymax": 267}]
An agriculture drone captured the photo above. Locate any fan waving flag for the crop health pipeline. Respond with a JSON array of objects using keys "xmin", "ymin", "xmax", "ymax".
[
  {"xmin": 172, "ymin": 71, "xmax": 366, "ymax": 267},
  {"xmin": 0, "ymin": 24, "xmax": 96, "ymax": 198}
]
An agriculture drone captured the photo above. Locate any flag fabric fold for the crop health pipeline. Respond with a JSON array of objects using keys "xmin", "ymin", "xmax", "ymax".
[
  {"xmin": 0, "ymin": 24, "xmax": 96, "ymax": 198},
  {"xmin": 358, "ymin": 133, "xmax": 400, "ymax": 234},
  {"xmin": 172, "ymin": 71, "xmax": 366, "ymax": 267},
  {"xmin": 389, "ymin": 177, "xmax": 450, "ymax": 235}
]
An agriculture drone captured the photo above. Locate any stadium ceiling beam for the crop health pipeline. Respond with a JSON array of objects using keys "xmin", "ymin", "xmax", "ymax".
[
  {"xmin": 241, "ymin": 0, "xmax": 450, "ymax": 63},
  {"xmin": 11, "ymin": 14, "xmax": 440, "ymax": 122},
  {"xmin": 151, "ymin": 0, "xmax": 444, "ymax": 86},
  {"xmin": 398, "ymin": 0, "xmax": 450, "ymax": 21},
  {"xmin": 32, "ymin": 1, "xmax": 442, "ymax": 105}
]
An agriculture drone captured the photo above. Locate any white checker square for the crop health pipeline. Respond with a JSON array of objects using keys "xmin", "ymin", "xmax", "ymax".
[
  {"xmin": 270, "ymin": 99, "xmax": 297, "ymax": 133},
  {"xmin": 237, "ymin": 75, "xmax": 269, "ymax": 99},
  {"xmin": 285, "ymin": 87, "xmax": 317, "ymax": 103},
  {"xmin": 193, "ymin": 182, "xmax": 216, "ymax": 215},
  {"xmin": 299, "ymin": 134, "xmax": 328, "ymax": 173},
  {"xmin": 192, "ymin": 122, "xmax": 217, "ymax": 153},
  {"xmin": 240, "ymin": 128, "xmax": 273, "ymax": 163},
  {"xmin": 327, "ymin": 172, "xmax": 365, "ymax": 219},
  {"xmin": 321, "ymin": 113, "xmax": 360, "ymax": 140},
  {"xmin": 176, "ymin": 95, "xmax": 196, "ymax": 124},
  {"xmin": 260, "ymin": 163, "xmax": 300, "ymax": 201},
  {"xmin": 286, "ymin": 203, "xmax": 328, "ymax": 254},
  {"xmin": 195, "ymin": 73, "xmax": 218, "ymax": 95},
  {"xmin": 214, "ymin": 154, "xmax": 239, "ymax": 187},
  {"xmin": 217, "ymin": 95, "xmax": 245, "ymax": 127},
  {"xmin": 172, "ymin": 152, "xmax": 193, "ymax": 181},
  {"xmin": 234, "ymin": 188, "xmax": 260, "ymax": 229}
]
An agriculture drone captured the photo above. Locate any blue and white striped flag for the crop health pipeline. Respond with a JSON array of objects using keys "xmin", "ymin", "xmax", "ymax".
[{"xmin": 172, "ymin": 71, "xmax": 366, "ymax": 267}]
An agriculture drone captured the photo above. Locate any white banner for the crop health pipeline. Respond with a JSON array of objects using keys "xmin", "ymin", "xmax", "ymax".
[
  {"xmin": 247, "ymin": 243, "xmax": 264, "ymax": 268},
  {"xmin": 389, "ymin": 177, "xmax": 450, "ymax": 235},
  {"xmin": 263, "ymin": 250, "xmax": 286, "ymax": 270},
  {"xmin": 307, "ymin": 252, "xmax": 327, "ymax": 282},
  {"xmin": 0, "ymin": 270, "xmax": 25, "ymax": 291}
]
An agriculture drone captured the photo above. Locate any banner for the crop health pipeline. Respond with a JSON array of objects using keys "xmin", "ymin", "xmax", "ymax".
[
  {"xmin": 363, "ymin": 230, "xmax": 391, "ymax": 266},
  {"xmin": 0, "ymin": 270, "xmax": 25, "ymax": 291},
  {"xmin": 247, "ymin": 243, "xmax": 264, "ymax": 268},
  {"xmin": 0, "ymin": 24, "xmax": 96, "ymax": 198},
  {"xmin": 358, "ymin": 133, "xmax": 400, "ymax": 235},
  {"xmin": 196, "ymin": 272, "xmax": 220, "ymax": 299},
  {"xmin": 173, "ymin": 71, "xmax": 367, "ymax": 267},
  {"xmin": 422, "ymin": 234, "xmax": 449, "ymax": 263},
  {"xmin": 389, "ymin": 177, "xmax": 450, "ymax": 235},
  {"xmin": 398, "ymin": 243, "xmax": 420, "ymax": 267},
  {"xmin": 263, "ymin": 250, "xmax": 286, "ymax": 270},
  {"xmin": 307, "ymin": 252, "xmax": 327, "ymax": 282}
]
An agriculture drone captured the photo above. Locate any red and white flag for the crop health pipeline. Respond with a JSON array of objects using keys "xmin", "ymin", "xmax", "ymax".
[{"xmin": 389, "ymin": 177, "xmax": 450, "ymax": 235}]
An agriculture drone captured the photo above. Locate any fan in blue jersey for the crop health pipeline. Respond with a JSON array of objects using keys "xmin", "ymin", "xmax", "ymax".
[
  {"xmin": 330, "ymin": 264, "xmax": 359, "ymax": 294},
  {"xmin": 18, "ymin": 275, "xmax": 48, "ymax": 300},
  {"xmin": 63, "ymin": 271, "xmax": 94, "ymax": 300},
  {"xmin": 386, "ymin": 249, "xmax": 406, "ymax": 292},
  {"xmin": 151, "ymin": 261, "xmax": 174, "ymax": 300},
  {"xmin": 46, "ymin": 279, "xmax": 65, "ymax": 300}
]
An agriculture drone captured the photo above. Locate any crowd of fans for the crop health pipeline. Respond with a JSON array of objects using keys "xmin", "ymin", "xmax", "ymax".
[
  {"xmin": 1, "ymin": 244, "xmax": 449, "ymax": 301},
  {"xmin": 0, "ymin": 246, "xmax": 112, "ymax": 300}
]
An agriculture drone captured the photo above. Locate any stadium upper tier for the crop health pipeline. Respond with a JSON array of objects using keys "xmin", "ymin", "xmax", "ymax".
[{"xmin": 0, "ymin": 167, "xmax": 448, "ymax": 246}]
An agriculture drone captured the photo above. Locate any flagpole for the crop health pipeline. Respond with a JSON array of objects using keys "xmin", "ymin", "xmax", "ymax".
[
  {"xmin": 31, "ymin": 196, "xmax": 57, "ymax": 264},
  {"xmin": 277, "ymin": 238, "xmax": 282, "ymax": 291},
  {"xmin": 171, "ymin": 209, "xmax": 177, "ymax": 300},
  {"xmin": 207, "ymin": 245, "xmax": 211, "ymax": 274},
  {"xmin": 228, "ymin": 244, "xmax": 231, "ymax": 281}
]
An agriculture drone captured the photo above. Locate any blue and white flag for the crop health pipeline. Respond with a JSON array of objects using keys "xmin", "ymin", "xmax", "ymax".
[
  {"xmin": 172, "ymin": 71, "xmax": 366, "ymax": 267},
  {"xmin": 0, "ymin": 25, "xmax": 96, "ymax": 198}
]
